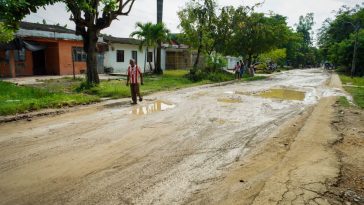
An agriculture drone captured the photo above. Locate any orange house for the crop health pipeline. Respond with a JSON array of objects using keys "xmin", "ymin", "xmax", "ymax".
[{"xmin": 0, "ymin": 22, "xmax": 91, "ymax": 78}]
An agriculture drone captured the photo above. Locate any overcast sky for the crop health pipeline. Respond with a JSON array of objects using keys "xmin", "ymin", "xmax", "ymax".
[{"xmin": 25, "ymin": 0, "xmax": 361, "ymax": 41}]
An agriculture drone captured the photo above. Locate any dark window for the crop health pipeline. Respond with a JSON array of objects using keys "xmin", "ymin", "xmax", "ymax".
[
  {"xmin": 5, "ymin": 49, "xmax": 26, "ymax": 62},
  {"xmin": 132, "ymin": 51, "xmax": 138, "ymax": 64},
  {"xmin": 147, "ymin": 52, "xmax": 153, "ymax": 62},
  {"xmin": 116, "ymin": 50, "xmax": 124, "ymax": 62},
  {"xmin": 72, "ymin": 47, "xmax": 87, "ymax": 62}
]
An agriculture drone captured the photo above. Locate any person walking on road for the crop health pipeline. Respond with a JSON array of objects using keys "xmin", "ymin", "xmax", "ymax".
[
  {"xmin": 126, "ymin": 59, "xmax": 144, "ymax": 105},
  {"xmin": 239, "ymin": 60, "xmax": 245, "ymax": 78},
  {"xmin": 234, "ymin": 61, "xmax": 241, "ymax": 80}
]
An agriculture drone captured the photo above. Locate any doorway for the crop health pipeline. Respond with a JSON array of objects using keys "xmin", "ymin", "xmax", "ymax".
[
  {"xmin": 132, "ymin": 51, "xmax": 138, "ymax": 65},
  {"xmin": 32, "ymin": 50, "xmax": 46, "ymax": 75}
]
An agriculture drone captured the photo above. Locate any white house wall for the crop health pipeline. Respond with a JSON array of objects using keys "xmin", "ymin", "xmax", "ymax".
[{"xmin": 104, "ymin": 43, "xmax": 166, "ymax": 74}]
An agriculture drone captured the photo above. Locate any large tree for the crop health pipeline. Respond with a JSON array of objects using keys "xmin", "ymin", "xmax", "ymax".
[
  {"xmin": 178, "ymin": 0, "xmax": 217, "ymax": 70},
  {"xmin": 131, "ymin": 22, "xmax": 170, "ymax": 72},
  {"xmin": 130, "ymin": 22, "xmax": 154, "ymax": 73},
  {"xmin": 228, "ymin": 7, "xmax": 291, "ymax": 66},
  {"xmin": 318, "ymin": 4, "xmax": 364, "ymax": 76},
  {"xmin": 1, "ymin": 0, "xmax": 136, "ymax": 84}
]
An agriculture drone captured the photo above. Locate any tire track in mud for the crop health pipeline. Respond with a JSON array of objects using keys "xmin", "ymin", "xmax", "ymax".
[{"xmin": 0, "ymin": 69, "xmax": 341, "ymax": 204}]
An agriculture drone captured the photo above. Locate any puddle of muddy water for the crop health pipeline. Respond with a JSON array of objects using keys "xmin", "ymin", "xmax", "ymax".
[
  {"xmin": 257, "ymin": 89, "xmax": 305, "ymax": 101},
  {"xmin": 130, "ymin": 100, "xmax": 175, "ymax": 115},
  {"xmin": 217, "ymin": 98, "xmax": 242, "ymax": 103},
  {"xmin": 190, "ymin": 91, "xmax": 209, "ymax": 99},
  {"xmin": 210, "ymin": 118, "xmax": 226, "ymax": 125}
]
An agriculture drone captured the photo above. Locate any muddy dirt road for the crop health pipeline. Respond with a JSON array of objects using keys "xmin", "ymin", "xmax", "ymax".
[{"xmin": 0, "ymin": 69, "xmax": 348, "ymax": 204}]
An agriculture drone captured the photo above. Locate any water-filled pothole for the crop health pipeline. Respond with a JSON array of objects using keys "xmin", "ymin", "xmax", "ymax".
[
  {"xmin": 256, "ymin": 89, "xmax": 305, "ymax": 101},
  {"xmin": 217, "ymin": 98, "xmax": 242, "ymax": 103},
  {"xmin": 130, "ymin": 100, "xmax": 175, "ymax": 115}
]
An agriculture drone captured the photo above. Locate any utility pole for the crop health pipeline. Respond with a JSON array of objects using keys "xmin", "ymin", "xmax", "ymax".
[{"xmin": 156, "ymin": 0, "xmax": 163, "ymax": 74}]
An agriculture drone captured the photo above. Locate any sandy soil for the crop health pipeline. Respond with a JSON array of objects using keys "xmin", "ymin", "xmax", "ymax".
[
  {"xmin": 0, "ymin": 69, "xmax": 358, "ymax": 205},
  {"xmin": 325, "ymin": 103, "xmax": 364, "ymax": 205}
]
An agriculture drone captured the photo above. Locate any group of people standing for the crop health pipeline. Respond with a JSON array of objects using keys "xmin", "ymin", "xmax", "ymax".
[{"xmin": 234, "ymin": 60, "xmax": 255, "ymax": 80}]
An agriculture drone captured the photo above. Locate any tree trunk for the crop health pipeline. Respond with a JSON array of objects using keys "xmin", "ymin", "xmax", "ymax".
[
  {"xmin": 193, "ymin": 44, "xmax": 202, "ymax": 70},
  {"xmin": 351, "ymin": 28, "xmax": 359, "ymax": 78},
  {"xmin": 155, "ymin": 43, "xmax": 163, "ymax": 74},
  {"xmin": 247, "ymin": 54, "xmax": 253, "ymax": 67},
  {"xmin": 153, "ymin": 47, "xmax": 156, "ymax": 67},
  {"xmin": 85, "ymin": 30, "xmax": 100, "ymax": 84},
  {"xmin": 144, "ymin": 47, "xmax": 148, "ymax": 73},
  {"xmin": 9, "ymin": 50, "xmax": 16, "ymax": 78}
]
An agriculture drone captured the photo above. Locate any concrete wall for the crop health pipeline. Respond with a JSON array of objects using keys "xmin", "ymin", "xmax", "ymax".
[
  {"xmin": 104, "ymin": 43, "xmax": 166, "ymax": 73},
  {"xmin": 58, "ymin": 40, "xmax": 87, "ymax": 75}
]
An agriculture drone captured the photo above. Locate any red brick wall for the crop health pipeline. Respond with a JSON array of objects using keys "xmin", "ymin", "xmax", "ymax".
[{"xmin": 0, "ymin": 50, "xmax": 33, "ymax": 77}]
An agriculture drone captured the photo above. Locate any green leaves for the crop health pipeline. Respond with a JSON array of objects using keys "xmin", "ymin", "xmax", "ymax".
[
  {"xmin": 130, "ymin": 22, "xmax": 170, "ymax": 51},
  {"xmin": 0, "ymin": 22, "xmax": 14, "ymax": 43},
  {"xmin": 318, "ymin": 4, "xmax": 364, "ymax": 75},
  {"xmin": 0, "ymin": 0, "xmax": 56, "ymax": 30}
]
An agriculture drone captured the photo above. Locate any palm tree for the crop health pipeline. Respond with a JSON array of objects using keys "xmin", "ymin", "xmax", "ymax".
[
  {"xmin": 156, "ymin": 0, "xmax": 164, "ymax": 74},
  {"xmin": 130, "ymin": 22, "xmax": 154, "ymax": 73},
  {"xmin": 151, "ymin": 23, "xmax": 170, "ymax": 71}
]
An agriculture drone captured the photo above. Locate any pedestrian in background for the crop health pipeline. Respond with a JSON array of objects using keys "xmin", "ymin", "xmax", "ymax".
[
  {"xmin": 240, "ymin": 60, "xmax": 245, "ymax": 78},
  {"xmin": 126, "ymin": 59, "xmax": 144, "ymax": 104},
  {"xmin": 234, "ymin": 61, "xmax": 241, "ymax": 80}
]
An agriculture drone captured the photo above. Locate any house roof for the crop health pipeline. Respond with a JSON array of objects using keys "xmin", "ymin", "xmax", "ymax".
[
  {"xmin": 102, "ymin": 35, "xmax": 141, "ymax": 45},
  {"xmin": 19, "ymin": 22, "xmax": 76, "ymax": 34}
]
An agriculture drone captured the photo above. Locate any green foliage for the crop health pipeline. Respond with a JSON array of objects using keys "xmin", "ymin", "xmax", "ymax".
[
  {"xmin": 206, "ymin": 53, "xmax": 227, "ymax": 71},
  {"xmin": 319, "ymin": 4, "xmax": 364, "ymax": 76},
  {"xmin": 0, "ymin": 22, "xmax": 14, "ymax": 43},
  {"xmin": 296, "ymin": 13, "xmax": 314, "ymax": 47},
  {"xmin": 178, "ymin": 0, "xmax": 217, "ymax": 55},
  {"xmin": 188, "ymin": 68, "xmax": 234, "ymax": 82},
  {"xmin": 338, "ymin": 96, "xmax": 350, "ymax": 107},
  {"xmin": 0, "ymin": 0, "xmax": 57, "ymax": 30},
  {"xmin": 340, "ymin": 74, "xmax": 364, "ymax": 86},
  {"xmin": 340, "ymin": 74, "xmax": 364, "ymax": 108},
  {"xmin": 259, "ymin": 48, "xmax": 287, "ymax": 66},
  {"xmin": 345, "ymin": 86, "xmax": 364, "ymax": 108},
  {"xmin": 227, "ymin": 8, "xmax": 291, "ymax": 64},
  {"xmin": 130, "ymin": 22, "xmax": 155, "ymax": 51},
  {"xmin": 82, "ymin": 70, "xmax": 218, "ymax": 99},
  {"xmin": 0, "ymin": 81, "xmax": 99, "ymax": 116}
]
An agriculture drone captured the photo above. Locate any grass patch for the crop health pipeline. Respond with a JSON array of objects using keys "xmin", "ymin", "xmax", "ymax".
[
  {"xmin": 0, "ymin": 69, "xmax": 268, "ymax": 115},
  {"xmin": 338, "ymin": 96, "xmax": 351, "ymax": 108},
  {"xmin": 343, "ymin": 86, "xmax": 364, "ymax": 108},
  {"xmin": 340, "ymin": 75, "xmax": 364, "ymax": 87},
  {"xmin": 0, "ymin": 81, "xmax": 99, "ymax": 116},
  {"xmin": 83, "ymin": 70, "xmax": 266, "ymax": 99},
  {"xmin": 339, "ymin": 74, "xmax": 364, "ymax": 108},
  {"xmin": 243, "ymin": 75, "xmax": 267, "ymax": 81},
  {"xmin": 84, "ymin": 70, "xmax": 212, "ymax": 99}
]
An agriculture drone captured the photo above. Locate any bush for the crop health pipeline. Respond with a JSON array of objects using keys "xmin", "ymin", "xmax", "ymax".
[
  {"xmin": 188, "ymin": 68, "xmax": 234, "ymax": 82},
  {"xmin": 206, "ymin": 53, "xmax": 228, "ymax": 71}
]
